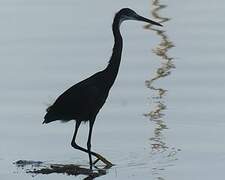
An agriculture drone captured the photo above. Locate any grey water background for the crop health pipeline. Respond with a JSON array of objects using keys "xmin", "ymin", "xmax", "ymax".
[{"xmin": 1, "ymin": 0, "xmax": 225, "ymax": 179}]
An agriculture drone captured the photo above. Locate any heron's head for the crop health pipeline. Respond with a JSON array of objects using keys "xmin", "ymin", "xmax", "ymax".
[{"xmin": 117, "ymin": 8, "xmax": 162, "ymax": 27}]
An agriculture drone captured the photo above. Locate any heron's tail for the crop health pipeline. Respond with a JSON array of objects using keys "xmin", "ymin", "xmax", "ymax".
[
  {"xmin": 43, "ymin": 106, "xmax": 58, "ymax": 124},
  {"xmin": 43, "ymin": 113, "xmax": 55, "ymax": 124}
]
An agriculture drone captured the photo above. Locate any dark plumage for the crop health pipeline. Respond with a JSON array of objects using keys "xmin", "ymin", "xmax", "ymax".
[{"xmin": 43, "ymin": 8, "xmax": 162, "ymax": 169}]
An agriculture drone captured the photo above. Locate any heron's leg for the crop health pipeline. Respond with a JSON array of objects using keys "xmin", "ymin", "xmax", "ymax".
[
  {"xmin": 71, "ymin": 121, "xmax": 113, "ymax": 168},
  {"xmin": 71, "ymin": 120, "xmax": 81, "ymax": 147},
  {"xmin": 87, "ymin": 120, "xmax": 94, "ymax": 169},
  {"xmin": 71, "ymin": 121, "xmax": 97, "ymax": 163}
]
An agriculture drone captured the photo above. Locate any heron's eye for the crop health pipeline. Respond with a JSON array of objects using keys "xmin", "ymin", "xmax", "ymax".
[{"xmin": 46, "ymin": 106, "xmax": 51, "ymax": 112}]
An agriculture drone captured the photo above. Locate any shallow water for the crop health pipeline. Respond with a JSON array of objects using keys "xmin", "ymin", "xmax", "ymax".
[{"xmin": 1, "ymin": 0, "xmax": 225, "ymax": 179}]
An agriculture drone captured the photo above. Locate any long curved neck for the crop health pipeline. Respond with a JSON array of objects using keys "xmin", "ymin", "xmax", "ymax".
[{"xmin": 105, "ymin": 15, "xmax": 123, "ymax": 87}]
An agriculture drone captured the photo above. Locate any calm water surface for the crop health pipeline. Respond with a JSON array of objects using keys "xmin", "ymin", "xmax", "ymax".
[{"xmin": 0, "ymin": 0, "xmax": 225, "ymax": 179}]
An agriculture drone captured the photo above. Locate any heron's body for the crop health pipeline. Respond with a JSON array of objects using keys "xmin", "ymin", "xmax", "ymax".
[
  {"xmin": 43, "ymin": 8, "xmax": 162, "ymax": 169},
  {"xmin": 45, "ymin": 71, "xmax": 109, "ymax": 122}
]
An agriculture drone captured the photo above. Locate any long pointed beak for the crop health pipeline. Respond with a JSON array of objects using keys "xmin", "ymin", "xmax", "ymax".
[{"xmin": 136, "ymin": 15, "xmax": 162, "ymax": 26}]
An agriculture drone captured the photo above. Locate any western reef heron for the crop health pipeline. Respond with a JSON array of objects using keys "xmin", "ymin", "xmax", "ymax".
[{"xmin": 43, "ymin": 8, "xmax": 162, "ymax": 169}]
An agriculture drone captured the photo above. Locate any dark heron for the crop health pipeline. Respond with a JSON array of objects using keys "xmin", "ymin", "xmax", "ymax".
[{"xmin": 43, "ymin": 8, "xmax": 162, "ymax": 169}]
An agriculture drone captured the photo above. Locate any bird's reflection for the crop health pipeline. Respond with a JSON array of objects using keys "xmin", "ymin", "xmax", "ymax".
[
  {"xmin": 14, "ymin": 160, "xmax": 110, "ymax": 179},
  {"xmin": 144, "ymin": 0, "xmax": 179, "ymax": 179}
]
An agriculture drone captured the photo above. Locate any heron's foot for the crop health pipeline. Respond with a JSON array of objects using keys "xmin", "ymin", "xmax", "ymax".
[{"xmin": 93, "ymin": 153, "xmax": 113, "ymax": 168}]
